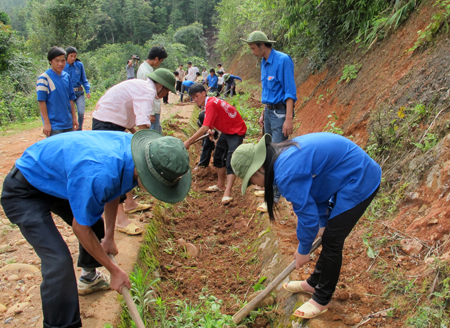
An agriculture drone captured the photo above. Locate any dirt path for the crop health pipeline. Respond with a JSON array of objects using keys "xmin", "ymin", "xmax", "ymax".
[{"xmin": 0, "ymin": 93, "xmax": 195, "ymax": 327}]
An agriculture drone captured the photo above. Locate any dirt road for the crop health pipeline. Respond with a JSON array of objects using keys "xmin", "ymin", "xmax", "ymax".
[{"xmin": 0, "ymin": 94, "xmax": 195, "ymax": 327}]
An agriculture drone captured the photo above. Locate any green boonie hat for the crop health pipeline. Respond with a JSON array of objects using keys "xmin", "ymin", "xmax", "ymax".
[
  {"xmin": 223, "ymin": 73, "xmax": 231, "ymax": 82},
  {"xmin": 231, "ymin": 134, "xmax": 272, "ymax": 195},
  {"xmin": 131, "ymin": 130, "xmax": 191, "ymax": 203},
  {"xmin": 240, "ymin": 31, "xmax": 276, "ymax": 44},
  {"xmin": 147, "ymin": 68, "xmax": 177, "ymax": 94}
]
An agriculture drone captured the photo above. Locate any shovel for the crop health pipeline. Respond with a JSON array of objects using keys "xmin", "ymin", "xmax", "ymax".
[
  {"xmin": 108, "ymin": 254, "xmax": 145, "ymax": 328},
  {"xmin": 232, "ymin": 237, "xmax": 322, "ymax": 324}
]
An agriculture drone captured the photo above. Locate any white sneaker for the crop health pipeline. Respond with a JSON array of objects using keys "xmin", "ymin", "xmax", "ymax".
[
  {"xmin": 257, "ymin": 202, "xmax": 268, "ymax": 212},
  {"xmin": 77, "ymin": 271, "xmax": 111, "ymax": 295}
]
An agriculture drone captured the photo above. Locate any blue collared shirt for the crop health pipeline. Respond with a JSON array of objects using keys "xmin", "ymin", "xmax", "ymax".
[
  {"xmin": 260, "ymin": 49, "xmax": 297, "ymax": 105},
  {"xmin": 64, "ymin": 61, "xmax": 91, "ymax": 93},
  {"xmin": 225, "ymin": 75, "xmax": 242, "ymax": 85},
  {"xmin": 274, "ymin": 133, "xmax": 381, "ymax": 255},
  {"xmin": 36, "ymin": 69, "xmax": 76, "ymax": 130},
  {"xmin": 182, "ymin": 80, "xmax": 195, "ymax": 88},
  {"xmin": 15, "ymin": 131, "xmax": 138, "ymax": 226},
  {"xmin": 206, "ymin": 74, "xmax": 218, "ymax": 88}
]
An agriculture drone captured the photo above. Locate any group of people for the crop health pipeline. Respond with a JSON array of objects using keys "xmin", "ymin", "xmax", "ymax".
[{"xmin": 0, "ymin": 30, "xmax": 382, "ymax": 328}]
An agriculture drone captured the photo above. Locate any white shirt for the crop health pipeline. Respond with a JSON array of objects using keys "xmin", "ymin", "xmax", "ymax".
[
  {"xmin": 136, "ymin": 61, "xmax": 161, "ymax": 114},
  {"xmin": 202, "ymin": 70, "xmax": 208, "ymax": 79},
  {"xmin": 193, "ymin": 66, "xmax": 200, "ymax": 75},
  {"xmin": 93, "ymin": 79, "xmax": 156, "ymax": 129},
  {"xmin": 185, "ymin": 67, "xmax": 196, "ymax": 81},
  {"xmin": 218, "ymin": 77, "xmax": 224, "ymax": 85}
]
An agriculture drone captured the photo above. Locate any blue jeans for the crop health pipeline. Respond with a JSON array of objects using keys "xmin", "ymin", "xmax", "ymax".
[
  {"xmin": 49, "ymin": 127, "xmax": 73, "ymax": 137},
  {"xmin": 264, "ymin": 106, "xmax": 288, "ymax": 143},
  {"xmin": 150, "ymin": 113, "xmax": 162, "ymax": 134},
  {"xmin": 74, "ymin": 90, "xmax": 85, "ymax": 130}
]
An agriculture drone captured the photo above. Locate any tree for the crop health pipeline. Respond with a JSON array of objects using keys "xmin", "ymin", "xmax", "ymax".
[{"xmin": 173, "ymin": 22, "xmax": 207, "ymax": 58}]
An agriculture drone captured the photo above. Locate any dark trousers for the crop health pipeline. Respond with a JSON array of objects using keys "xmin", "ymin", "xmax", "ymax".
[
  {"xmin": 163, "ymin": 94, "xmax": 169, "ymax": 104},
  {"xmin": 176, "ymin": 81, "xmax": 182, "ymax": 92},
  {"xmin": 1, "ymin": 167, "xmax": 105, "ymax": 328},
  {"xmin": 198, "ymin": 137, "xmax": 215, "ymax": 167},
  {"xmin": 307, "ymin": 186, "xmax": 379, "ymax": 305},
  {"xmin": 213, "ymin": 133, "xmax": 245, "ymax": 174}
]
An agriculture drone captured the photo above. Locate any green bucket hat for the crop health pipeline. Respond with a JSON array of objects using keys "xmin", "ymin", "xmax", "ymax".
[
  {"xmin": 231, "ymin": 134, "xmax": 272, "ymax": 195},
  {"xmin": 223, "ymin": 73, "xmax": 231, "ymax": 82},
  {"xmin": 241, "ymin": 31, "xmax": 276, "ymax": 44},
  {"xmin": 148, "ymin": 68, "xmax": 177, "ymax": 94},
  {"xmin": 131, "ymin": 130, "xmax": 191, "ymax": 203}
]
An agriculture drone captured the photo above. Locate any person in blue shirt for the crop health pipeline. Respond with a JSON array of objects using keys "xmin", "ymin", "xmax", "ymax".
[
  {"xmin": 242, "ymin": 31, "xmax": 297, "ymax": 143},
  {"xmin": 180, "ymin": 76, "xmax": 198, "ymax": 102},
  {"xmin": 0, "ymin": 130, "xmax": 191, "ymax": 328},
  {"xmin": 223, "ymin": 73, "xmax": 242, "ymax": 97},
  {"xmin": 231, "ymin": 133, "xmax": 381, "ymax": 319},
  {"xmin": 64, "ymin": 46, "xmax": 91, "ymax": 130},
  {"xmin": 37, "ymin": 47, "xmax": 78, "ymax": 137},
  {"xmin": 206, "ymin": 68, "xmax": 219, "ymax": 96}
]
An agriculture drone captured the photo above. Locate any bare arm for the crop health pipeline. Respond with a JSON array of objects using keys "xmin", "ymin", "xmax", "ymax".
[
  {"xmin": 184, "ymin": 125, "xmax": 209, "ymax": 149},
  {"xmin": 38, "ymin": 101, "xmax": 51, "ymax": 137},
  {"xmin": 282, "ymin": 98, "xmax": 294, "ymax": 137},
  {"xmin": 71, "ymin": 100, "xmax": 79, "ymax": 130},
  {"xmin": 72, "ymin": 217, "xmax": 131, "ymax": 293}
]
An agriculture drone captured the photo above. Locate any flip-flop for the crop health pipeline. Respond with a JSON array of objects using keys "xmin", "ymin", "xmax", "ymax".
[
  {"xmin": 282, "ymin": 281, "xmax": 313, "ymax": 294},
  {"xmin": 254, "ymin": 190, "xmax": 265, "ymax": 197},
  {"xmin": 222, "ymin": 196, "xmax": 233, "ymax": 204},
  {"xmin": 205, "ymin": 185, "xmax": 222, "ymax": 192},
  {"xmin": 257, "ymin": 202, "xmax": 268, "ymax": 212},
  {"xmin": 125, "ymin": 203, "xmax": 151, "ymax": 214},
  {"xmin": 293, "ymin": 301, "xmax": 328, "ymax": 319},
  {"xmin": 116, "ymin": 222, "xmax": 143, "ymax": 235}
]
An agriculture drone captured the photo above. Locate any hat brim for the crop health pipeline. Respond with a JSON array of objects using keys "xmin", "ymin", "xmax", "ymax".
[
  {"xmin": 241, "ymin": 134, "xmax": 272, "ymax": 195},
  {"xmin": 147, "ymin": 72, "xmax": 177, "ymax": 94},
  {"xmin": 131, "ymin": 130, "xmax": 192, "ymax": 203},
  {"xmin": 240, "ymin": 38, "xmax": 276, "ymax": 44}
]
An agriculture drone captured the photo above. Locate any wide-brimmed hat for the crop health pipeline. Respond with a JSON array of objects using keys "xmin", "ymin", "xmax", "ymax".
[
  {"xmin": 223, "ymin": 73, "xmax": 231, "ymax": 82},
  {"xmin": 148, "ymin": 68, "xmax": 177, "ymax": 93},
  {"xmin": 231, "ymin": 134, "xmax": 272, "ymax": 195},
  {"xmin": 131, "ymin": 130, "xmax": 191, "ymax": 203},
  {"xmin": 241, "ymin": 31, "xmax": 276, "ymax": 44}
]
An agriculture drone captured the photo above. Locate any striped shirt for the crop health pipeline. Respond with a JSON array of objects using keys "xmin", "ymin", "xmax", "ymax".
[{"xmin": 36, "ymin": 69, "xmax": 76, "ymax": 130}]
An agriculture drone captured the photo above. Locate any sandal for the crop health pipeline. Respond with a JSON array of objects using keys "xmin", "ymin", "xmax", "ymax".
[
  {"xmin": 125, "ymin": 203, "xmax": 151, "ymax": 214},
  {"xmin": 205, "ymin": 185, "xmax": 222, "ymax": 192},
  {"xmin": 116, "ymin": 222, "xmax": 143, "ymax": 236},
  {"xmin": 293, "ymin": 301, "xmax": 328, "ymax": 319},
  {"xmin": 282, "ymin": 281, "xmax": 313, "ymax": 294},
  {"xmin": 257, "ymin": 202, "xmax": 268, "ymax": 212},
  {"xmin": 222, "ymin": 196, "xmax": 233, "ymax": 204}
]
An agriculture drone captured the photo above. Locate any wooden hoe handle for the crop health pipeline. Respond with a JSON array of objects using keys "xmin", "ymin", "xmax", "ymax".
[
  {"xmin": 232, "ymin": 237, "xmax": 323, "ymax": 324},
  {"xmin": 108, "ymin": 254, "xmax": 146, "ymax": 328}
]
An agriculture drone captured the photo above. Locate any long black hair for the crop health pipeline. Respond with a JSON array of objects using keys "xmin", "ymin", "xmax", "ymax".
[{"xmin": 263, "ymin": 140, "xmax": 299, "ymax": 222}]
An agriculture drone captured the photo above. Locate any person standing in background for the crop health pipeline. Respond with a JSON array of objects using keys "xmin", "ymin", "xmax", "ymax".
[
  {"xmin": 202, "ymin": 67, "xmax": 208, "ymax": 82},
  {"xmin": 185, "ymin": 61, "xmax": 196, "ymax": 81},
  {"xmin": 64, "ymin": 46, "xmax": 91, "ymax": 130},
  {"xmin": 137, "ymin": 46, "xmax": 168, "ymax": 133},
  {"xmin": 176, "ymin": 64, "xmax": 185, "ymax": 93},
  {"xmin": 217, "ymin": 71, "xmax": 224, "ymax": 95},
  {"xmin": 242, "ymin": 30, "xmax": 297, "ymax": 143},
  {"xmin": 217, "ymin": 63, "xmax": 225, "ymax": 74},
  {"xmin": 126, "ymin": 55, "xmax": 139, "ymax": 80},
  {"xmin": 37, "ymin": 47, "xmax": 78, "ymax": 137},
  {"xmin": 206, "ymin": 68, "xmax": 219, "ymax": 96}
]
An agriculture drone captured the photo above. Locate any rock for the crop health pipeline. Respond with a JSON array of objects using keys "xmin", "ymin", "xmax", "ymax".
[
  {"xmin": 0, "ymin": 263, "xmax": 40, "ymax": 274},
  {"xmin": 337, "ymin": 291, "xmax": 350, "ymax": 301},
  {"xmin": 7, "ymin": 275, "xmax": 19, "ymax": 281},
  {"xmin": 218, "ymin": 237, "xmax": 226, "ymax": 244},
  {"xmin": 343, "ymin": 314, "xmax": 363, "ymax": 325},
  {"xmin": 4, "ymin": 317, "xmax": 14, "ymax": 324},
  {"xmin": 400, "ymin": 239, "xmax": 423, "ymax": 255},
  {"xmin": 24, "ymin": 274, "xmax": 33, "ymax": 280},
  {"xmin": 173, "ymin": 261, "xmax": 182, "ymax": 267},
  {"xmin": 427, "ymin": 218, "xmax": 439, "ymax": 225},
  {"xmin": 1, "ymin": 219, "xmax": 9, "ymax": 225},
  {"xmin": 176, "ymin": 238, "xmax": 186, "ymax": 247},
  {"xmin": 184, "ymin": 243, "xmax": 198, "ymax": 258},
  {"xmin": 247, "ymin": 290, "xmax": 274, "ymax": 308},
  {"xmin": 0, "ymin": 303, "xmax": 6, "ymax": 313},
  {"xmin": 6, "ymin": 302, "xmax": 30, "ymax": 316},
  {"xmin": 13, "ymin": 239, "xmax": 27, "ymax": 246},
  {"xmin": 67, "ymin": 236, "xmax": 77, "ymax": 243}
]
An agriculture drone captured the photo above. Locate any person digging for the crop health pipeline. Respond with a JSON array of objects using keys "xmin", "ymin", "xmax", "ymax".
[
  {"xmin": 0, "ymin": 130, "xmax": 191, "ymax": 328},
  {"xmin": 184, "ymin": 83, "xmax": 247, "ymax": 204},
  {"xmin": 231, "ymin": 132, "xmax": 381, "ymax": 319}
]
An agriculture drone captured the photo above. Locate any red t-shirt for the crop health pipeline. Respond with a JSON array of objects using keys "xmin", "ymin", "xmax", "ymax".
[{"xmin": 203, "ymin": 97, "xmax": 247, "ymax": 136}]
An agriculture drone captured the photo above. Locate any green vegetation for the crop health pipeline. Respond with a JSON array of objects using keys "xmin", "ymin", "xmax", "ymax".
[
  {"xmin": 339, "ymin": 64, "xmax": 362, "ymax": 84},
  {"xmin": 227, "ymin": 92, "xmax": 263, "ymax": 139}
]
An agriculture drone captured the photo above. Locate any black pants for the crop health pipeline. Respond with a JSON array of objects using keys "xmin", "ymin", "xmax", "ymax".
[
  {"xmin": 307, "ymin": 186, "xmax": 379, "ymax": 305},
  {"xmin": 198, "ymin": 137, "xmax": 215, "ymax": 167},
  {"xmin": 1, "ymin": 167, "xmax": 105, "ymax": 328},
  {"xmin": 213, "ymin": 133, "xmax": 245, "ymax": 174},
  {"xmin": 163, "ymin": 94, "xmax": 169, "ymax": 104},
  {"xmin": 176, "ymin": 81, "xmax": 182, "ymax": 92}
]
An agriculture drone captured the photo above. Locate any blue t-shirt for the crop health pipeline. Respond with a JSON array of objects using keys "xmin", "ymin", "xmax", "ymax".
[
  {"xmin": 260, "ymin": 49, "xmax": 297, "ymax": 105},
  {"xmin": 64, "ymin": 61, "xmax": 91, "ymax": 93},
  {"xmin": 206, "ymin": 74, "xmax": 218, "ymax": 88},
  {"xmin": 15, "ymin": 131, "xmax": 138, "ymax": 226},
  {"xmin": 182, "ymin": 80, "xmax": 195, "ymax": 88},
  {"xmin": 36, "ymin": 69, "xmax": 76, "ymax": 130},
  {"xmin": 225, "ymin": 75, "xmax": 242, "ymax": 85},
  {"xmin": 274, "ymin": 133, "xmax": 381, "ymax": 254}
]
